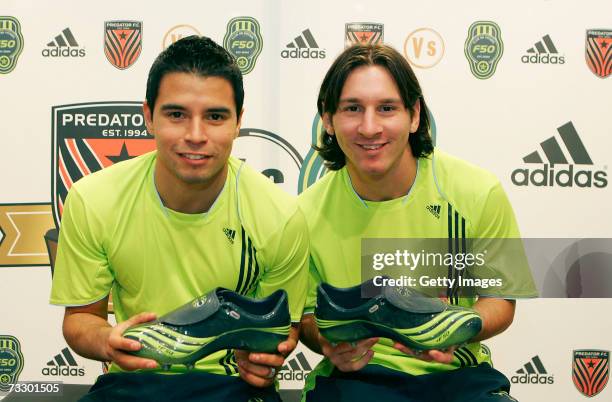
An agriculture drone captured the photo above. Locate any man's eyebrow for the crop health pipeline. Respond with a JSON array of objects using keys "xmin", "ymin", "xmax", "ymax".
[
  {"xmin": 338, "ymin": 97, "xmax": 403, "ymax": 104},
  {"xmin": 160, "ymin": 104, "xmax": 186, "ymax": 111},
  {"xmin": 338, "ymin": 97, "xmax": 360, "ymax": 104},
  {"xmin": 205, "ymin": 107, "xmax": 232, "ymax": 114},
  {"xmin": 159, "ymin": 105, "xmax": 232, "ymax": 114}
]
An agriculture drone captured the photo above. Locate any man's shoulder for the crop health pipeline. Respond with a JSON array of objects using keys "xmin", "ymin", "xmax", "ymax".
[
  {"xmin": 229, "ymin": 157, "xmax": 301, "ymax": 234},
  {"xmin": 297, "ymin": 168, "xmax": 339, "ymax": 216},
  {"xmin": 429, "ymin": 149, "xmax": 507, "ymax": 219},
  {"xmin": 431, "ymin": 149, "xmax": 501, "ymax": 196},
  {"xmin": 70, "ymin": 152, "xmax": 154, "ymax": 206}
]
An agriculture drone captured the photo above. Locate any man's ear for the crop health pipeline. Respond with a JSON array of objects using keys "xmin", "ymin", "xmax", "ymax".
[
  {"xmin": 143, "ymin": 101, "xmax": 154, "ymax": 137},
  {"xmin": 234, "ymin": 108, "xmax": 244, "ymax": 138},
  {"xmin": 322, "ymin": 112, "xmax": 334, "ymax": 135},
  {"xmin": 409, "ymin": 99, "xmax": 421, "ymax": 134}
]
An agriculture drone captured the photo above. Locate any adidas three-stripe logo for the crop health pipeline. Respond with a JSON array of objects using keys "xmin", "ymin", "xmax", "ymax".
[
  {"xmin": 521, "ymin": 34, "xmax": 565, "ymax": 64},
  {"xmin": 47, "ymin": 28, "xmax": 78, "ymax": 47},
  {"xmin": 523, "ymin": 121, "xmax": 592, "ymax": 165},
  {"xmin": 42, "ymin": 27, "xmax": 86, "ymax": 58},
  {"xmin": 511, "ymin": 121, "xmax": 607, "ymax": 188},
  {"xmin": 47, "ymin": 347, "xmax": 78, "ymax": 366},
  {"xmin": 279, "ymin": 352, "xmax": 313, "ymax": 381},
  {"xmin": 41, "ymin": 347, "xmax": 86, "ymax": 376},
  {"xmin": 426, "ymin": 204, "xmax": 441, "ymax": 219},
  {"xmin": 287, "ymin": 29, "xmax": 319, "ymax": 49},
  {"xmin": 516, "ymin": 355, "xmax": 548, "ymax": 375},
  {"xmin": 281, "ymin": 29, "xmax": 326, "ymax": 59},
  {"xmin": 280, "ymin": 352, "xmax": 312, "ymax": 372},
  {"xmin": 511, "ymin": 355, "xmax": 554, "ymax": 384},
  {"xmin": 223, "ymin": 227, "xmax": 236, "ymax": 244},
  {"xmin": 527, "ymin": 34, "xmax": 558, "ymax": 54}
]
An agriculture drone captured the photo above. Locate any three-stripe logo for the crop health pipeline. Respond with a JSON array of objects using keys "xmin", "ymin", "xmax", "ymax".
[
  {"xmin": 511, "ymin": 355, "xmax": 554, "ymax": 384},
  {"xmin": 42, "ymin": 28, "xmax": 85, "ymax": 58},
  {"xmin": 521, "ymin": 34, "xmax": 565, "ymax": 64},
  {"xmin": 223, "ymin": 227, "xmax": 236, "ymax": 244},
  {"xmin": 41, "ymin": 347, "xmax": 85, "ymax": 376},
  {"xmin": 511, "ymin": 121, "xmax": 607, "ymax": 188},
  {"xmin": 426, "ymin": 204, "xmax": 441, "ymax": 219},
  {"xmin": 279, "ymin": 351, "xmax": 313, "ymax": 381},
  {"xmin": 281, "ymin": 29, "xmax": 325, "ymax": 59}
]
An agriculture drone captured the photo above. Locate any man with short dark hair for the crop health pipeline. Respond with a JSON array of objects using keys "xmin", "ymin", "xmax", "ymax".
[
  {"xmin": 50, "ymin": 36, "xmax": 308, "ymax": 401},
  {"xmin": 298, "ymin": 44, "xmax": 537, "ymax": 401}
]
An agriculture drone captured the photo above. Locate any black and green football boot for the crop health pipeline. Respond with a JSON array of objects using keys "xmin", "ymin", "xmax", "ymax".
[
  {"xmin": 124, "ymin": 288, "xmax": 291, "ymax": 369},
  {"xmin": 315, "ymin": 280, "xmax": 482, "ymax": 351}
]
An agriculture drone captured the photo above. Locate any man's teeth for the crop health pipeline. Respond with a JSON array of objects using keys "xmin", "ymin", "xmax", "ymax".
[
  {"xmin": 183, "ymin": 154, "xmax": 207, "ymax": 160},
  {"xmin": 360, "ymin": 144, "xmax": 383, "ymax": 150}
]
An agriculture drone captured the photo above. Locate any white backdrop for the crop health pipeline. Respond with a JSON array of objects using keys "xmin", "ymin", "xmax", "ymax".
[{"xmin": 1, "ymin": 1, "xmax": 611, "ymax": 401}]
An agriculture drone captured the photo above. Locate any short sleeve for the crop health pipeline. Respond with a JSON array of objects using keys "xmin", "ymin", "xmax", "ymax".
[
  {"xmin": 469, "ymin": 182, "xmax": 538, "ymax": 298},
  {"xmin": 49, "ymin": 187, "xmax": 114, "ymax": 306},
  {"xmin": 254, "ymin": 208, "xmax": 309, "ymax": 323},
  {"xmin": 302, "ymin": 257, "xmax": 321, "ymax": 315}
]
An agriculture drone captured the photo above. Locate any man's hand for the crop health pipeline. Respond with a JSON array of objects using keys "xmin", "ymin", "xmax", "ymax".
[
  {"xmin": 392, "ymin": 342, "xmax": 456, "ymax": 364},
  {"xmin": 63, "ymin": 299, "xmax": 159, "ymax": 372},
  {"xmin": 320, "ymin": 334, "xmax": 379, "ymax": 372},
  {"xmin": 104, "ymin": 312, "xmax": 159, "ymax": 371},
  {"xmin": 299, "ymin": 313, "xmax": 378, "ymax": 372},
  {"xmin": 235, "ymin": 326, "xmax": 299, "ymax": 387}
]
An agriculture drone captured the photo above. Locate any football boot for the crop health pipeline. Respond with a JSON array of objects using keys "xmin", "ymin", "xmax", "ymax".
[
  {"xmin": 315, "ymin": 280, "xmax": 482, "ymax": 351},
  {"xmin": 124, "ymin": 288, "xmax": 291, "ymax": 368}
]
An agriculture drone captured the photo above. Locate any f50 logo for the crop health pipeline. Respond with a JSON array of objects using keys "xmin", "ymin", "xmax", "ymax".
[
  {"xmin": 0, "ymin": 358, "xmax": 16, "ymax": 365},
  {"xmin": 231, "ymin": 40, "xmax": 254, "ymax": 49},
  {"xmin": 0, "ymin": 40, "xmax": 16, "ymax": 47},
  {"xmin": 223, "ymin": 16, "xmax": 262, "ymax": 74},
  {"xmin": 473, "ymin": 44, "xmax": 496, "ymax": 53}
]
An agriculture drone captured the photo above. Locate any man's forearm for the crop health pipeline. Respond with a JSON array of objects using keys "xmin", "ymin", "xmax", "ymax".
[
  {"xmin": 471, "ymin": 297, "xmax": 515, "ymax": 342},
  {"xmin": 63, "ymin": 311, "xmax": 112, "ymax": 362},
  {"xmin": 299, "ymin": 314, "xmax": 323, "ymax": 354}
]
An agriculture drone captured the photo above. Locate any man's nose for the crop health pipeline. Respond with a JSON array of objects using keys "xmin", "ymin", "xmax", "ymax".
[
  {"xmin": 184, "ymin": 120, "xmax": 208, "ymax": 144},
  {"xmin": 358, "ymin": 108, "xmax": 382, "ymax": 138}
]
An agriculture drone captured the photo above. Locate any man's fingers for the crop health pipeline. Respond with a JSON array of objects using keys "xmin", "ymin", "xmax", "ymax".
[
  {"xmin": 336, "ymin": 338, "xmax": 378, "ymax": 358},
  {"xmin": 392, "ymin": 342, "xmax": 456, "ymax": 364},
  {"xmin": 392, "ymin": 342, "xmax": 418, "ymax": 356},
  {"xmin": 426, "ymin": 348, "xmax": 455, "ymax": 364},
  {"xmin": 277, "ymin": 337, "xmax": 297, "ymax": 356},
  {"xmin": 108, "ymin": 334, "xmax": 141, "ymax": 353},
  {"xmin": 326, "ymin": 338, "xmax": 378, "ymax": 372},
  {"xmin": 112, "ymin": 350, "xmax": 158, "ymax": 371},
  {"xmin": 120, "ymin": 312, "xmax": 157, "ymax": 330},
  {"xmin": 237, "ymin": 366, "xmax": 274, "ymax": 388},
  {"xmin": 336, "ymin": 349, "xmax": 374, "ymax": 372},
  {"xmin": 109, "ymin": 311, "xmax": 157, "ymax": 352},
  {"xmin": 237, "ymin": 357, "xmax": 277, "ymax": 378},
  {"xmin": 248, "ymin": 351, "xmax": 285, "ymax": 368}
]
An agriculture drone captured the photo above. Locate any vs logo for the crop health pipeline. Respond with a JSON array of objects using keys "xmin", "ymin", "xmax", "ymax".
[{"xmin": 404, "ymin": 28, "xmax": 445, "ymax": 69}]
